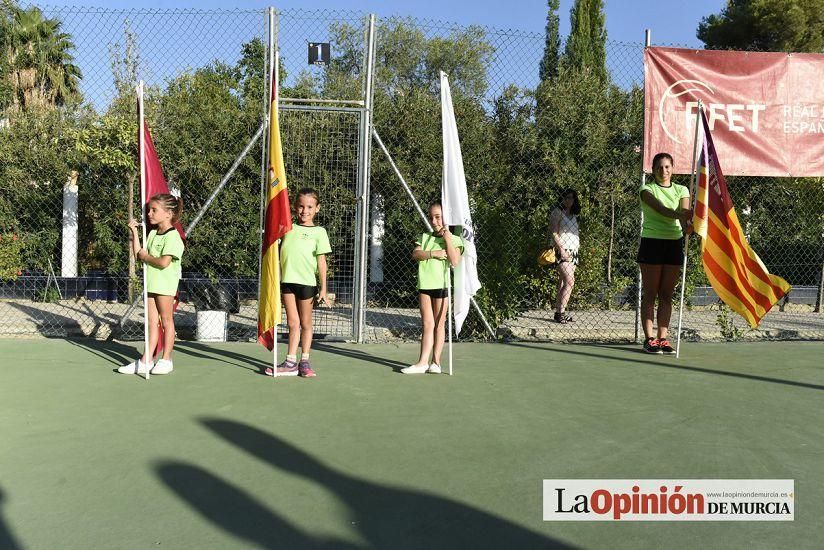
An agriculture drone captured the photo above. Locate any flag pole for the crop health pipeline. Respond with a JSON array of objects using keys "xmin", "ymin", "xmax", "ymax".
[
  {"xmin": 269, "ymin": 8, "xmax": 279, "ymax": 378},
  {"xmin": 138, "ymin": 81, "xmax": 150, "ymax": 380},
  {"xmin": 441, "ymin": 71, "xmax": 453, "ymax": 376},
  {"xmin": 676, "ymin": 100, "xmax": 703, "ymax": 359},
  {"xmin": 447, "ymin": 264, "xmax": 453, "ymax": 376}
]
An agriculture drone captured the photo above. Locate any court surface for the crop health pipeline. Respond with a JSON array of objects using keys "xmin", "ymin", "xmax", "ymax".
[{"xmin": 1, "ymin": 339, "xmax": 821, "ymax": 549}]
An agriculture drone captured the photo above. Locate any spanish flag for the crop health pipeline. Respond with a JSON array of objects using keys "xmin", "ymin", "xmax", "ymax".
[
  {"xmin": 693, "ymin": 111, "xmax": 790, "ymax": 328},
  {"xmin": 257, "ymin": 59, "xmax": 292, "ymax": 350}
]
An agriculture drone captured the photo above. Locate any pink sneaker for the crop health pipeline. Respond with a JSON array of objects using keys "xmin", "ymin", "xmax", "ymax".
[
  {"xmin": 264, "ymin": 359, "xmax": 298, "ymax": 377},
  {"xmin": 298, "ymin": 359, "xmax": 316, "ymax": 377}
]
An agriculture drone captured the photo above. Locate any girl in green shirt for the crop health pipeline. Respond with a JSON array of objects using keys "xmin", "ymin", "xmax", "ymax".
[
  {"xmin": 264, "ymin": 188, "xmax": 332, "ymax": 378},
  {"xmin": 402, "ymin": 201, "xmax": 463, "ymax": 374},
  {"xmin": 637, "ymin": 152, "xmax": 692, "ymax": 355},
  {"xmin": 118, "ymin": 193, "xmax": 184, "ymax": 377}
]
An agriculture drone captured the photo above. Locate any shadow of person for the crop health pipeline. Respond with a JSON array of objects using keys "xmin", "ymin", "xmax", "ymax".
[
  {"xmin": 312, "ymin": 342, "xmax": 408, "ymax": 372},
  {"xmin": 174, "ymin": 341, "xmax": 267, "ymax": 374},
  {"xmin": 201, "ymin": 419, "xmax": 574, "ymax": 549},
  {"xmin": 7, "ymin": 301, "xmax": 82, "ymax": 337},
  {"xmin": 175, "ymin": 341, "xmax": 271, "ymax": 372},
  {"xmin": 507, "ymin": 342, "xmax": 824, "ymax": 392},
  {"xmin": 66, "ymin": 338, "xmax": 138, "ymax": 368},
  {"xmin": 155, "ymin": 461, "xmax": 359, "ymax": 549},
  {"xmin": 0, "ymin": 488, "xmax": 23, "ymax": 550}
]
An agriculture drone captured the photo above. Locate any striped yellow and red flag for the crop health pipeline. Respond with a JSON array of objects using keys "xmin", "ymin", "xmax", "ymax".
[
  {"xmin": 257, "ymin": 63, "xmax": 292, "ymax": 350},
  {"xmin": 692, "ymin": 111, "xmax": 790, "ymax": 328}
]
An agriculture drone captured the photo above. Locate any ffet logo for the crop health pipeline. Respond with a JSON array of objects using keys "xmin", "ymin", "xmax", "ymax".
[{"xmin": 659, "ymin": 79, "xmax": 767, "ymax": 142}]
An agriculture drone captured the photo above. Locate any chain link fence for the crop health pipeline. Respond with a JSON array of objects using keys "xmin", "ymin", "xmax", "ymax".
[{"xmin": 1, "ymin": 5, "xmax": 822, "ymax": 343}]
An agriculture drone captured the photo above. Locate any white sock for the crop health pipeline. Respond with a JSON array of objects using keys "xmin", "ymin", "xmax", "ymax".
[
  {"xmin": 286, "ymin": 354, "xmax": 297, "ymax": 363},
  {"xmin": 301, "ymin": 353, "xmax": 310, "ymax": 361}
]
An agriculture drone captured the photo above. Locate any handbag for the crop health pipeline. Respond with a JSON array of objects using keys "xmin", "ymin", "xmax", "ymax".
[{"xmin": 537, "ymin": 247, "xmax": 556, "ymax": 266}]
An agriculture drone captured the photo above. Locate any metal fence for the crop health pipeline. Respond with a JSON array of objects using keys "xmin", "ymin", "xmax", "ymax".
[{"xmin": 1, "ymin": 5, "xmax": 822, "ymax": 344}]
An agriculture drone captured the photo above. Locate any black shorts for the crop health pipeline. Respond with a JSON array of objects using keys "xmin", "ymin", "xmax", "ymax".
[
  {"xmin": 281, "ymin": 283, "xmax": 317, "ymax": 300},
  {"xmin": 419, "ymin": 288, "xmax": 448, "ymax": 299},
  {"xmin": 637, "ymin": 237, "xmax": 685, "ymax": 266}
]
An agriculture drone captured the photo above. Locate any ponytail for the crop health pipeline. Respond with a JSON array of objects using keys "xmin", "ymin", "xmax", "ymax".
[{"xmin": 149, "ymin": 193, "xmax": 183, "ymax": 223}]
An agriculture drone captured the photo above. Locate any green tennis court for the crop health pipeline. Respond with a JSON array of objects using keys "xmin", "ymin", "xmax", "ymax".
[{"xmin": 1, "ymin": 339, "xmax": 822, "ymax": 548}]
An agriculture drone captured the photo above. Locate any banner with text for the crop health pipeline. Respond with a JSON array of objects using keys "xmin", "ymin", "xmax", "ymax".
[{"xmin": 644, "ymin": 47, "xmax": 824, "ymax": 177}]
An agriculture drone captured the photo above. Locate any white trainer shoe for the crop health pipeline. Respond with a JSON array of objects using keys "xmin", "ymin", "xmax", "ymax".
[
  {"xmin": 118, "ymin": 359, "xmax": 152, "ymax": 375},
  {"xmin": 401, "ymin": 364, "xmax": 429, "ymax": 374},
  {"xmin": 151, "ymin": 359, "xmax": 174, "ymax": 375},
  {"xmin": 427, "ymin": 363, "xmax": 442, "ymax": 374}
]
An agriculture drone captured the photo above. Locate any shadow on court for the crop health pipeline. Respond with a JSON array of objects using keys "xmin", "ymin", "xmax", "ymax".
[
  {"xmin": 313, "ymin": 342, "xmax": 407, "ymax": 372},
  {"xmin": 155, "ymin": 418, "xmax": 572, "ymax": 549},
  {"xmin": 67, "ymin": 338, "xmax": 138, "ymax": 369},
  {"xmin": 155, "ymin": 461, "xmax": 359, "ymax": 549},
  {"xmin": 506, "ymin": 342, "xmax": 824, "ymax": 392},
  {"xmin": 0, "ymin": 488, "xmax": 22, "ymax": 550},
  {"xmin": 175, "ymin": 341, "xmax": 268, "ymax": 374}
]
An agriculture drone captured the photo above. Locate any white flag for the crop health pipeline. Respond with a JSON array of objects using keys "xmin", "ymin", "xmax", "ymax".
[{"xmin": 440, "ymin": 71, "xmax": 481, "ymax": 335}]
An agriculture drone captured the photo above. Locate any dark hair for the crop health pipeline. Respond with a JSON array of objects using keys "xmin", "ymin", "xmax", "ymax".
[
  {"xmin": 558, "ymin": 188, "xmax": 581, "ymax": 215},
  {"xmin": 651, "ymin": 152, "xmax": 674, "ymax": 170},
  {"xmin": 429, "ymin": 200, "xmax": 442, "ymax": 210},
  {"xmin": 149, "ymin": 193, "xmax": 183, "ymax": 223},
  {"xmin": 295, "ymin": 187, "xmax": 320, "ymax": 205}
]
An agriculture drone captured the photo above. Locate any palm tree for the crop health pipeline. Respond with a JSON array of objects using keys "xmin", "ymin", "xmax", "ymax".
[{"xmin": 2, "ymin": 4, "xmax": 82, "ymax": 111}]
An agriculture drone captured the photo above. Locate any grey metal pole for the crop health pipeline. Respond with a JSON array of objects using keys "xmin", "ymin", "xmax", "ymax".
[
  {"xmin": 265, "ymin": 8, "xmax": 279, "ymax": 374},
  {"xmin": 372, "ymin": 128, "xmax": 497, "ymax": 340},
  {"xmin": 280, "ymin": 97, "xmax": 364, "ymax": 106},
  {"xmin": 816, "ymin": 262, "xmax": 823, "ymax": 313},
  {"xmin": 676, "ymin": 101, "xmax": 703, "ymax": 359},
  {"xmin": 257, "ymin": 7, "xmax": 275, "ymax": 333},
  {"xmin": 185, "ymin": 121, "xmax": 265, "ymax": 236},
  {"xmin": 372, "ymin": 128, "xmax": 432, "ymax": 231},
  {"xmin": 353, "ymin": 14, "xmax": 377, "ymax": 343},
  {"xmin": 635, "ymin": 173, "xmax": 644, "ymax": 344}
]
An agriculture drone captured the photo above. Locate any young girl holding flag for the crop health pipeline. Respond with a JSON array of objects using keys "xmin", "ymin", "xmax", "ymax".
[
  {"xmin": 118, "ymin": 193, "xmax": 185, "ymax": 376},
  {"xmin": 265, "ymin": 188, "xmax": 331, "ymax": 378},
  {"xmin": 403, "ymin": 201, "xmax": 463, "ymax": 375}
]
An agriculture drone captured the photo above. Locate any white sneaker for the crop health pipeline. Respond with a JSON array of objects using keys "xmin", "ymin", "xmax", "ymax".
[
  {"xmin": 427, "ymin": 363, "xmax": 442, "ymax": 374},
  {"xmin": 151, "ymin": 359, "xmax": 174, "ymax": 375},
  {"xmin": 117, "ymin": 359, "xmax": 152, "ymax": 375},
  {"xmin": 401, "ymin": 364, "xmax": 429, "ymax": 374}
]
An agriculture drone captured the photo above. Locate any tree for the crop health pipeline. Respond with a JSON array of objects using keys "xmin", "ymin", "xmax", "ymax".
[
  {"xmin": 1, "ymin": 4, "xmax": 82, "ymax": 111},
  {"xmin": 563, "ymin": 0, "xmax": 607, "ymax": 82},
  {"xmin": 697, "ymin": 0, "xmax": 824, "ymax": 52},
  {"xmin": 0, "ymin": 108, "xmax": 78, "ymax": 274},
  {"xmin": 539, "ymin": 0, "xmax": 561, "ymax": 82}
]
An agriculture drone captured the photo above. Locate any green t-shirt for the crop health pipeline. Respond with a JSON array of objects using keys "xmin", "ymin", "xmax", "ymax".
[
  {"xmin": 416, "ymin": 232, "xmax": 464, "ymax": 290},
  {"xmin": 280, "ymin": 224, "xmax": 332, "ymax": 287},
  {"xmin": 640, "ymin": 182, "xmax": 690, "ymax": 239},
  {"xmin": 145, "ymin": 227, "xmax": 184, "ymax": 295}
]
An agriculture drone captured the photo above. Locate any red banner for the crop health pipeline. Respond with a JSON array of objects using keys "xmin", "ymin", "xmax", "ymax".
[{"xmin": 644, "ymin": 47, "xmax": 824, "ymax": 177}]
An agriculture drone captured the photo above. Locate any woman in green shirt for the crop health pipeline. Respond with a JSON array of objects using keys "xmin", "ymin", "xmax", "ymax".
[
  {"xmin": 402, "ymin": 201, "xmax": 463, "ymax": 374},
  {"xmin": 637, "ymin": 153, "xmax": 692, "ymax": 355}
]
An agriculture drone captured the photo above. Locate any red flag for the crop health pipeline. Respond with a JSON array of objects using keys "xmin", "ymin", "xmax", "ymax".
[
  {"xmin": 692, "ymin": 111, "xmax": 791, "ymax": 328},
  {"xmin": 141, "ymin": 120, "xmax": 185, "ymax": 357}
]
